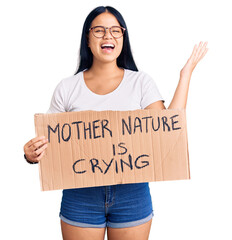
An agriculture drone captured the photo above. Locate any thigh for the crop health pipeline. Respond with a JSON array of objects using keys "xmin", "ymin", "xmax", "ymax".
[
  {"xmin": 107, "ymin": 182, "xmax": 154, "ymax": 227},
  {"xmin": 60, "ymin": 187, "xmax": 106, "ymax": 226},
  {"xmin": 61, "ymin": 220, "xmax": 106, "ymax": 240},
  {"xmin": 107, "ymin": 219, "xmax": 152, "ymax": 240}
]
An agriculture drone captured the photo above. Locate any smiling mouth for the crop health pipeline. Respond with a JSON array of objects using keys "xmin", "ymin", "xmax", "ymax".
[
  {"xmin": 101, "ymin": 46, "xmax": 115, "ymax": 50},
  {"xmin": 101, "ymin": 46, "xmax": 115, "ymax": 53},
  {"xmin": 101, "ymin": 43, "xmax": 115, "ymax": 50}
]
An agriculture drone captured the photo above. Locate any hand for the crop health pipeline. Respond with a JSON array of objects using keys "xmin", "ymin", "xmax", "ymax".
[
  {"xmin": 180, "ymin": 41, "xmax": 209, "ymax": 75},
  {"xmin": 24, "ymin": 136, "xmax": 48, "ymax": 163}
]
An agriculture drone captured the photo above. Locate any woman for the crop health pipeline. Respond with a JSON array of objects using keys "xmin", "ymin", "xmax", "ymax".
[{"xmin": 23, "ymin": 5, "xmax": 208, "ymax": 240}]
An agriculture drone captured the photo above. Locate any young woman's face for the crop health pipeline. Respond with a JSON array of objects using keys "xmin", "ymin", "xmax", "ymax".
[{"xmin": 87, "ymin": 12, "xmax": 124, "ymax": 64}]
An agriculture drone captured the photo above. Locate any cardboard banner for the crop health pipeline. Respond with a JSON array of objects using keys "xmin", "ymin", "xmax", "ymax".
[{"xmin": 34, "ymin": 109, "xmax": 190, "ymax": 191}]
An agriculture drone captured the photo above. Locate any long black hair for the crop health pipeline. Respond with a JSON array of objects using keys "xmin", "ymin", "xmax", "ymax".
[{"xmin": 74, "ymin": 6, "xmax": 138, "ymax": 74}]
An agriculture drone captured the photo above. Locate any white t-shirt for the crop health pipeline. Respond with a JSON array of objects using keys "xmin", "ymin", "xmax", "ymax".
[{"xmin": 47, "ymin": 68, "xmax": 164, "ymax": 113}]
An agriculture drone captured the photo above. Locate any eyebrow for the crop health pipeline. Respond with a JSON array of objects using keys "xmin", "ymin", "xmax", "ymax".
[{"xmin": 90, "ymin": 25, "xmax": 121, "ymax": 28}]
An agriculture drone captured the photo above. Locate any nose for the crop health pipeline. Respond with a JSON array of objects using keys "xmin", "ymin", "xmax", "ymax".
[{"xmin": 103, "ymin": 28, "xmax": 112, "ymax": 39}]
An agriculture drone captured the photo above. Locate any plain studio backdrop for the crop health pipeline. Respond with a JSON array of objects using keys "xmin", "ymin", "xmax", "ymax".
[{"xmin": 0, "ymin": 0, "xmax": 231, "ymax": 239}]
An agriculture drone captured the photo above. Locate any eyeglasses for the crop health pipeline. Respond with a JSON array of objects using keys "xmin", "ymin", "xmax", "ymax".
[{"xmin": 89, "ymin": 26, "xmax": 126, "ymax": 39}]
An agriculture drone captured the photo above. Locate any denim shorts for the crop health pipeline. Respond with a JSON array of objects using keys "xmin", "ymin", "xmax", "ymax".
[{"xmin": 59, "ymin": 182, "xmax": 154, "ymax": 228}]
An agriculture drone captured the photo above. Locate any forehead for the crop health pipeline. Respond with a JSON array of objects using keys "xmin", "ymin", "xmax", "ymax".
[{"xmin": 91, "ymin": 12, "xmax": 120, "ymax": 27}]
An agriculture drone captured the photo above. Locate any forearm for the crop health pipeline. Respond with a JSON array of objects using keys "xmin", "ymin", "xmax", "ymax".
[{"xmin": 168, "ymin": 71, "xmax": 192, "ymax": 109}]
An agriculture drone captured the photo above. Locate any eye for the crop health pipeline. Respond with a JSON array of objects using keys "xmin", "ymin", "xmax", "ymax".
[{"xmin": 93, "ymin": 27, "xmax": 105, "ymax": 32}]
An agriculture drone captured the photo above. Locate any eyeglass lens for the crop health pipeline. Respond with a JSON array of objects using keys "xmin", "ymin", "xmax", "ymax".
[{"xmin": 92, "ymin": 26, "xmax": 124, "ymax": 38}]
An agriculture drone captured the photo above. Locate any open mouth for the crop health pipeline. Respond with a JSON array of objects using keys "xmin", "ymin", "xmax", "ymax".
[{"xmin": 101, "ymin": 44, "xmax": 115, "ymax": 50}]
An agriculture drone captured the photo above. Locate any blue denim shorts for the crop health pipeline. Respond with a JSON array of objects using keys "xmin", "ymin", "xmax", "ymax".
[{"xmin": 59, "ymin": 182, "xmax": 154, "ymax": 228}]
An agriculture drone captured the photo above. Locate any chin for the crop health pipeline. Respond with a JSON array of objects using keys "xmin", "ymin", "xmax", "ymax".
[
  {"xmin": 98, "ymin": 55, "xmax": 119, "ymax": 63},
  {"xmin": 101, "ymin": 58, "xmax": 117, "ymax": 64}
]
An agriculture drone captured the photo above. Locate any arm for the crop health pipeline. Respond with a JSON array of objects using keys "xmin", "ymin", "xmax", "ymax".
[{"xmin": 145, "ymin": 41, "xmax": 208, "ymax": 110}]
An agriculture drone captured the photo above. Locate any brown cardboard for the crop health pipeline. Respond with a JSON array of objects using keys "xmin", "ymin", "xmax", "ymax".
[{"xmin": 34, "ymin": 109, "xmax": 190, "ymax": 191}]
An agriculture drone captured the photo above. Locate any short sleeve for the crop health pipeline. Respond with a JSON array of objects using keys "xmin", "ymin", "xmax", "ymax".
[
  {"xmin": 46, "ymin": 80, "xmax": 66, "ymax": 113},
  {"xmin": 140, "ymin": 72, "xmax": 165, "ymax": 109}
]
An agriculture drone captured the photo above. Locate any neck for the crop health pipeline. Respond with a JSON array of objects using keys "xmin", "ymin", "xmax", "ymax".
[{"xmin": 88, "ymin": 59, "xmax": 121, "ymax": 77}]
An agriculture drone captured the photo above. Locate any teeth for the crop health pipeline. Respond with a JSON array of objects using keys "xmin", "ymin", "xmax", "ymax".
[{"xmin": 101, "ymin": 44, "xmax": 115, "ymax": 48}]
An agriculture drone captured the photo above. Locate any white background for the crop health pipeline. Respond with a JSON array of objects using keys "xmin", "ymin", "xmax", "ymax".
[{"xmin": 0, "ymin": 0, "xmax": 231, "ymax": 239}]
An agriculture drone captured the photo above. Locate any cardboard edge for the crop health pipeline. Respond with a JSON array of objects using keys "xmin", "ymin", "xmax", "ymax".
[
  {"xmin": 34, "ymin": 114, "xmax": 45, "ymax": 191},
  {"xmin": 183, "ymin": 109, "xmax": 191, "ymax": 180}
]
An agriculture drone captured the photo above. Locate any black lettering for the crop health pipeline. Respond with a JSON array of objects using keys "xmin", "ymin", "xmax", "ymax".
[
  {"xmin": 112, "ymin": 144, "xmax": 116, "ymax": 156},
  {"xmin": 73, "ymin": 159, "xmax": 86, "ymax": 174},
  {"xmin": 118, "ymin": 142, "xmax": 127, "ymax": 155},
  {"xmin": 101, "ymin": 119, "xmax": 112, "ymax": 137},
  {"xmin": 120, "ymin": 154, "xmax": 133, "ymax": 172},
  {"xmin": 122, "ymin": 116, "xmax": 131, "ymax": 135},
  {"xmin": 92, "ymin": 119, "xmax": 100, "ymax": 139},
  {"xmin": 71, "ymin": 121, "xmax": 82, "ymax": 139},
  {"xmin": 133, "ymin": 117, "xmax": 142, "ymax": 133},
  {"xmin": 151, "ymin": 117, "xmax": 160, "ymax": 131},
  {"xmin": 161, "ymin": 116, "xmax": 170, "ymax": 131},
  {"xmin": 170, "ymin": 114, "xmax": 181, "ymax": 130},
  {"xmin": 102, "ymin": 158, "xmax": 114, "ymax": 174},
  {"xmin": 142, "ymin": 116, "xmax": 152, "ymax": 133},
  {"xmin": 61, "ymin": 123, "xmax": 71, "ymax": 142},
  {"xmin": 135, "ymin": 154, "xmax": 150, "ymax": 169},
  {"xmin": 83, "ymin": 122, "xmax": 92, "ymax": 139},
  {"xmin": 48, "ymin": 123, "xmax": 60, "ymax": 143},
  {"xmin": 90, "ymin": 158, "xmax": 103, "ymax": 173},
  {"xmin": 115, "ymin": 159, "xmax": 118, "ymax": 173}
]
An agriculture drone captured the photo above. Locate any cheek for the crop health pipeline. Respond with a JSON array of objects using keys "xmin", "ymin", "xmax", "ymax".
[
  {"xmin": 117, "ymin": 41, "xmax": 124, "ymax": 54},
  {"xmin": 88, "ymin": 35, "xmax": 99, "ymax": 52},
  {"xmin": 89, "ymin": 42, "xmax": 100, "ymax": 55}
]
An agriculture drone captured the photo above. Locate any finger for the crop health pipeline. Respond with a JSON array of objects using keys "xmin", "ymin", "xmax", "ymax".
[
  {"xmin": 198, "ymin": 47, "xmax": 209, "ymax": 62},
  {"xmin": 194, "ymin": 41, "xmax": 204, "ymax": 58},
  {"xmin": 34, "ymin": 143, "xmax": 48, "ymax": 156},
  {"xmin": 195, "ymin": 41, "xmax": 207, "ymax": 60},
  {"xmin": 192, "ymin": 44, "xmax": 198, "ymax": 54},
  {"xmin": 36, "ymin": 150, "xmax": 45, "ymax": 161},
  {"xmin": 25, "ymin": 153, "xmax": 39, "ymax": 163},
  {"xmin": 28, "ymin": 138, "xmax": 48, "ymax": 152},
  {"xmin": 189, "ymin": 44, "xmax": 198, "ymax": 59},
  {"xmin": 27, "ymin": 136, "xmax": 46, "ymax": 148},
  {"xmin": 189, "ymin": 42, "xmax": 203, "ymax": 63},
  {"xmin": 196, "ymin": 42, "xmax": 208, "ymax": 60}
]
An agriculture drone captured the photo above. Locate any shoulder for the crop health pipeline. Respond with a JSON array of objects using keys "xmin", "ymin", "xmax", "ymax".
[
  {"xmin": 53, "ymin": 71, "xmax": 83, "ymax": 95},
  {"xmin": 125, "ymin": 69, "xmax": 155, "ymax": 84},
  {"xmin": 125, "ymin": 68, "xmax": 148, "ymax": 77},
  {"xmin": 60, "ymin": 71, "xmax": 82, "ymax": 87}
]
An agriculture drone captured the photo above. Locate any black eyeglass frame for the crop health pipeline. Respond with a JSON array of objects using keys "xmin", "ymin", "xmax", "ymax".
[{"xmin": 88, "ymin": 26, "xmax": 126, "ymax": 39}]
